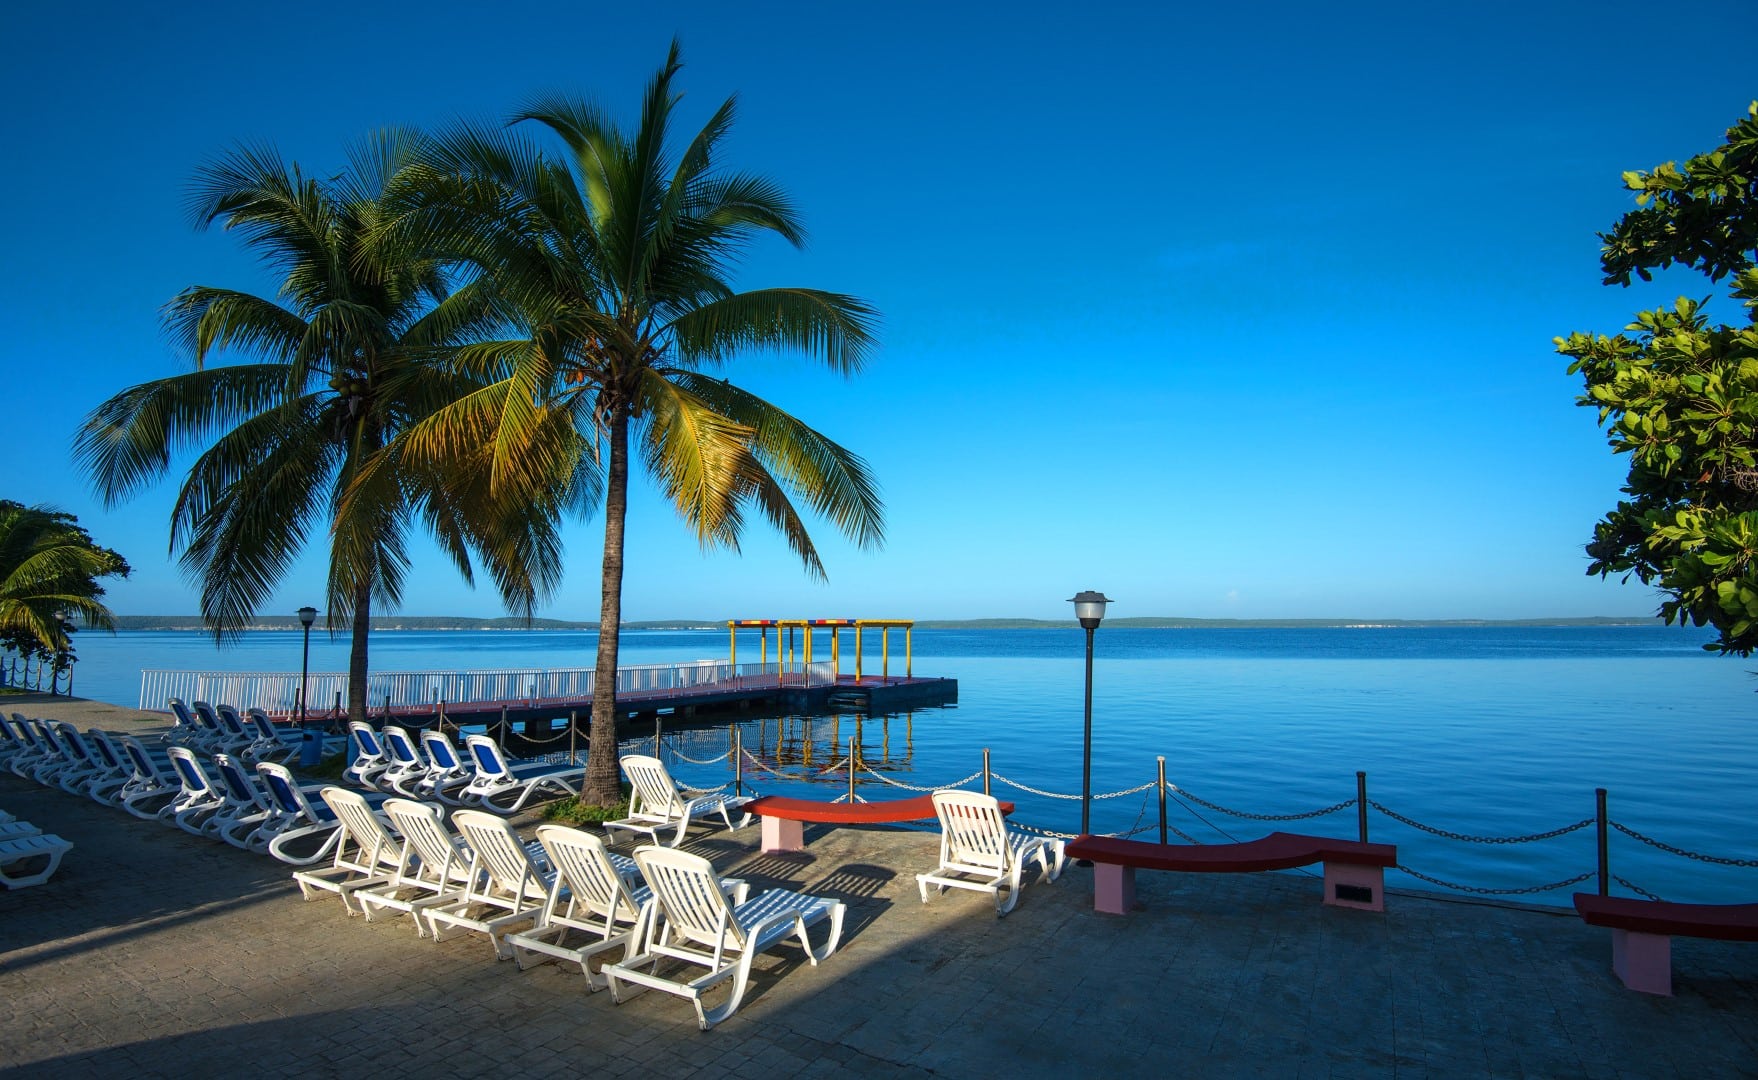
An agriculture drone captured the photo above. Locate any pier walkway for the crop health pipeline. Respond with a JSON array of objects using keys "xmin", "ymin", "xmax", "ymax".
[{"xmin": 3, "ymin": 695, "xmax": 1754, "ymax": 1077}]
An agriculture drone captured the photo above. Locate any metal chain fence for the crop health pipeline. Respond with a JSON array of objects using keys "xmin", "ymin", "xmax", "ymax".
[
  {"xmin": 1610, "ymin": 821, "xmax": 1758, "ymax": 867},
  {"xmin": 1613, "ymin": 874, "xmax": 1666, "ymax": 902},
  {"xmin": 1370, "ymin": 801, "xmax": 1595, "ymax": 845},
  {"xmin": 1395, "ymin": 865, "xmax": 1596, "ymax": 896},
  {"xmin": 1176, "ymin": 788, "xmax": 1357, "ymax": 821}
]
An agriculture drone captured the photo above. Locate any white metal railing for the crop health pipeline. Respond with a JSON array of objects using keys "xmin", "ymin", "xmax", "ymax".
[{"xmin": 138, "ymin": 658, "xmax": 835, "ymax": 716}]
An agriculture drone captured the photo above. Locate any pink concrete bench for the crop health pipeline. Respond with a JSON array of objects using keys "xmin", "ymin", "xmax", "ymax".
[
  {"xmin": 1571, "ymin": 892, "xmax": 1758, "ymax": 995},
  {"xmin": 745, "ymin": 794, "xmax": 1014, "ymax": 853},
  {"xmin": 1063, "ymin": 832, "xmax": 1398, "ymax": 915}
]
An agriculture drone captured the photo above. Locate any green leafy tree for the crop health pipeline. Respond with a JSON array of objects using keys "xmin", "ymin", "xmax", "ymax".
[
  {"xmin": 0, "ymin": 501, "xmax": 130, "ymax": 684},
  {"xmin": 76, "ymin": 134, "xmax": 556, "ymax": 719},
  {"xmin": 1560, "ymin": 102, "xmax": 1758, "ymax": 653},
  {"xmin": 382, "ymin": 42, "xmax": 884, "ymax": 803}
]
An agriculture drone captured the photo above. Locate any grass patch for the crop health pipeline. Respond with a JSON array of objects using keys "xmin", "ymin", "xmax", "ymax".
[{"xmin": 544, "ymin": 788, "xmax": 631, "ymax": 825}]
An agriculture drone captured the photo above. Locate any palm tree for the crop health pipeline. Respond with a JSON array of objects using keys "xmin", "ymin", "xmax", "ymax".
[
  {"xmin": 384, "ymin": 42, "xmax": 884, "ymax": 804},
  {"xmin": 0, "ymin": 501, "xmax": 130, "ymax": 673},
  {"xmin": 75, "ymin": 132, "xmax": 556, "ymax": 722}
]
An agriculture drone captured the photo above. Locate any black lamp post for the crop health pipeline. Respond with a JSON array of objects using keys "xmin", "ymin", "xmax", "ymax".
[
  {"xmin": 297, "ymin": 606, "xmax": 319, "ymax": 766},
  {"xmin": 1070, "ymin": 591, "xmax": 1111, "ymax": 838}
]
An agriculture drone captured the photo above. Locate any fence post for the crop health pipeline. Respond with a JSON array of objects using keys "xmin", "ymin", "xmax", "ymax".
[
  {"xmin": 734, "ymin": 727, "xmax": 743, "ymax": 798},
  {"xmin": 982, "ymin": 748, "xmax": 991, "ymax": 795},
  {"xmin": 848, "ymin": 736, "xmax": 858, "ymax": 803},
  {"xmin": 654, "ymin": 719, "xmax": 662, "ymax": 758},
  {"xmin": 498, "ymin": 706, "xmax": 507, "ymax": 752},
  {"xmin": 1158, "ymin": 755, "xmax": 1168, "ymax": 844},
  {"xmin": 1356, "ymin": 771, "xmax": 1369, "ymax": 843},
  {"xmin": 438, "ymin": 699, "xmax": 446, "ymax": 728},
  {"xmin": 569, "ymin": 710, "xmax": 578, "ymax": 766},
  {"xmin": 1596, "ymin": 787, "xmax": 1609, "ymax": 897}
]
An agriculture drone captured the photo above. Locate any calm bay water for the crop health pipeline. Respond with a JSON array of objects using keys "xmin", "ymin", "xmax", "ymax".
[{"xmin": 62, "ymin": 624, "xmax": 1758, "ymax": 905}]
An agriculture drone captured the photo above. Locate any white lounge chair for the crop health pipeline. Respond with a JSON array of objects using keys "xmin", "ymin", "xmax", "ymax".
[
  {"xmin": 344, "ymin": 722, "xmax": 393, "ymax": 789},
  {"xmin": 422, "ymin": 809, "xmax": 555, "ymax": 958},
  {"xmin": 506, "ymin": 824, "xmax": 665, "ymax": 989},
  {"xmin": 379, "ymin": 725, "xmax": 431, "ymax": 796},
  {"xmin": 209, "ymin": 754, "xmax": 277, "ymax": 849},
  {"xmin": 915, "ymin": 789, "xmax": 1064, "ymax": 916},
  {"xmin": 415, "ymin": 729, "xmax": 473, "ymax": 803},
  {"xmin": 115, "ymin": 734, "xmax": 181, "ymax": 819},
  {"xmin": 46, "ymin": 722, "xmax": 111, "ymax": 797},
  {"xmin": 164, "ymin": 698, "xmax": 208, "ymax": 750},
  {"xmin": 605, "ymin": 845, "xmax": 845, "ymax": 1029},
  {"xmin": 164, "ymin": 746, "xmax": 227, "ymax": 835},
  {"xmin": 459, "ymin": 735, "xmax": 586, "ymax": 814},
  {"xmin": 293, "ymin": 786, "xmax": 405, "ymax": 913},
  {"xmin": 193, "ymin": 700, "xmax": 253, "ymax": 757},
  {"xmin": 355, "ymin": 798, "xmax": 476, "ymax": 931},
  {"xmin": 602, "ymin": 754, "xmax": 751, "ymax": 847},
  {"xmin": 0, "ymin": 832, "xmax": 73, "ymax": 888},
  {"xmin": 253, "ymin": 763, "xmax": 372, "ymax": 865},
  {"xmin": 0, "ymin": 819, "xmax": 43, "ymax": 839}
]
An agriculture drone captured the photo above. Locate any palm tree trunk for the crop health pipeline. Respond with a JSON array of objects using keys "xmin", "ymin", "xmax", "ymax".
[
  {"xmin": 584, "ymin": 407, "xmax": 630, "ymax": 806},
  {"xmin": 348, "ymin": 578, "xmax": 371, "ymax": 723}
]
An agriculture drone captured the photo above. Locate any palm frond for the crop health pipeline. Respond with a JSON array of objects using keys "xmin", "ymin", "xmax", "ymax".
[{"xmin": 670, "ymin": 287, "xmax": 879, "ymax": 374}]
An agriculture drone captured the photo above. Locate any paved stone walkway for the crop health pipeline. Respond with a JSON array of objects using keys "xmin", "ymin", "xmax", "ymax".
[{"xmin": 2, "ymin": 696, "xmax": 1755, "ymax": 1077}]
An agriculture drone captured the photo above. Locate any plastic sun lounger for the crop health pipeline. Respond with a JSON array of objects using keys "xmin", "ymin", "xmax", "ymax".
[
  {"xmin": 344, "ymin": 722, "xmax": 393, "ymax": 789},
  {"xmin": 0, "ymin": 832, "xmax": 73, "ymax": 888},
  {"xmin": 354, "ymin": 799, "xmax": 476, "ymax": 930},
  {"xmin": 379, "ymin": 725, "xmax": 432, "ymax": 797},
  {"xmin": 916, "ymin": 789, "xmax": 1064, "ymax": 916},
  {"xmin": 415, "ymin": 730, "xmax": 473, "ymax": 804},
  {"xmin": 605, "ymin": 844, "xmax": 845, "ymax": 1030},
  {"xmin": 602, "ymin": 754, "xmax": 751, "ymax": 847},
  {"xmin": 164, "ymin": 747, "xmax": 227, "ymax": 835},
  {"xmin": 293, "ymin": 786, "xmax": 404, "ymax": 914},
  {"xmin": 507, "ymin": 824, "xmax": 666, "ymax": 990},
  {"xmin": 116, "ymin": 735, "xmax": 181, "ymax": 820},
  {"xmin": 459, "ymin": 735, "xmax": 586, "ymax": 814},
  {"xmin": 422, "ymin": 810, "xmax": 556, "ymax": 959}
]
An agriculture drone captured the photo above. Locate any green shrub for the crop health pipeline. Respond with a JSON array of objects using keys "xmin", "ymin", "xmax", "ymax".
[{"xmin": 544, "ymin": 789, "xmax": 631, "ymax": 825}]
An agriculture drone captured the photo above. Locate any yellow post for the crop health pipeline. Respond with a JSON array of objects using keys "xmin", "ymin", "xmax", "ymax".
[
  {"xmin": 761, "ymin": 627, "xmax": 768, "ymax": 668},
  {"xmin": 882, "ymin": 627, "xmax": 890, "ymax": 679},
  {"xmin": 831, "ymin": 626, "xmax": 840, "ymax": 680},
  {"xmin": 728, "ymin": 623, "xmax": 736, "ymax": 667},
  {"xmin": 906, "ymin": 626, "xmax": 913, "ymax": 678},
  {"xmin": 855, "ymin": 625, "xmax": 864, "ymax": 682}
]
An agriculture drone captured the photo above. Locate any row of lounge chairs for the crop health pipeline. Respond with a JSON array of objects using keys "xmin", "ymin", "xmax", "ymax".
[
  {"xmin": 341, "ymin": 722, "xmax": 589, "ymax": 813},
  {"xmin": 296, "ymin": 768, "xmax": 845, "ymax": 1029}
]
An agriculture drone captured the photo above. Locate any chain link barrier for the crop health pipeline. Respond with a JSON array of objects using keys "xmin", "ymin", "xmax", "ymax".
[
  {"xmin": 1395, "ymin": 864, "xmax": 1596, "ymax": 896},
  {"xmin": 671, "ymin": 747, "xmax": 731, "ymax": 766},
  {"xmin": 857, "ymin": 762, "xmax": 985, "ymax": 793},
  {"xmin": 1613, "ymin": 874, "xmax": 1666, "ymax": 902},
  {"xmin": 1610, "ymin": 821, "xmax": 1758, "ymax": 867},
  {"xmin": 1370, "ymin": 801, "xmax": 1595, "ymax": 845},
  {"xmin": 991, "ymin": 772, "xmax": 1156, "ymax": 801},
  {"xmin": 1175, "ymin": 787, "xmax": 1357, "ymax": 821}
]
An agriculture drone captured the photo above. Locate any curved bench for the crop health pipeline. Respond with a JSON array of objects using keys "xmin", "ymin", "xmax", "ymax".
[
  {"xmin": 1572, "ymin": 892, "xmax": 1758, "ymax": 995},
  {"xmin": 1064, "ymin": 832, "xmax": 1397, "ymax": 915},
  {"xmin": 746, "ymin": 794, "xmax": 1014, "ymax": 853}
]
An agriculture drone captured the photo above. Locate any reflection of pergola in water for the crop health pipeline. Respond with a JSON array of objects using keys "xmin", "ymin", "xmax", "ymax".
[
  {"xmin": 726, "ymin": 618, "xmax": 916, "ymax": 681},
  {"xmin": 745, "ymin": 711, "xmax": 917, "ymax": 777}
]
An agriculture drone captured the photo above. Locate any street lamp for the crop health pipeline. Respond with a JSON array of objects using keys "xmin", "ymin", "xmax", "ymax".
[
  {"xmin": 1069, "ymin": 591, "xmax": 1111, "ymax": 839},
  {"xmin": 297, "ymin": 606, "xmax": 319, "ymax": 766}
]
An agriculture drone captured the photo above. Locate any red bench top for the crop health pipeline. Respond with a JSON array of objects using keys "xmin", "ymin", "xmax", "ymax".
[
  {"xmin": 745, "ymin": 793, "xmax": 1014, "ymax": 824},
  {"xmin": 1572, "ymin": 893, "xmax": 1758, "ymax": 942},
  {"xmin": 1064, "ymin": 831, "xmax": 1397, "ymax": 873}
]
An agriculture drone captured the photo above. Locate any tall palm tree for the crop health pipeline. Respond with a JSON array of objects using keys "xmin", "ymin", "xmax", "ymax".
[
  {"xmin": 384, "ymin": 42, "xmax": 884, "ymax": 804},
  {"xmin": 75, "ymin": 132, "xmax": 557, "ymax": 721},
  {"xmin": 0, "ymin": 501, "xmax": 130, "ymax": 663}
]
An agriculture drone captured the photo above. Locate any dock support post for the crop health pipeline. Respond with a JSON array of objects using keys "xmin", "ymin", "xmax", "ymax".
[
  {"xmin": 1597, "ymin": 787, "xmax": 1609, "ymax": 896},
  {"xmin": 1158, "ymin": 756, "xmax": 1168, "ymax": 844},
  {"xmin": 848, "ymin": 736, "xmax": 858, "ymax": 803},
  {"xmin": 734, "ymin": 727, "xmax": 743, "ymax": 798},
  {"xmin": 1357, "ymin": 771, "xmax": 1369, "ymax": 842}
]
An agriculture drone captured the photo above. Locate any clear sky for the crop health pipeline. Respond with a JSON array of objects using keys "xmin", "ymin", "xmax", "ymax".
[{"xmin": 4, "ymin": 0, "xmax": 1753, "ymax": 623}]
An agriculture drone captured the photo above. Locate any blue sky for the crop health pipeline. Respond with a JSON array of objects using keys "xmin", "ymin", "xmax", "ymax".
[{"xmin": 4, "ymin": 0, "xmax": 1754, "ymax": 622}]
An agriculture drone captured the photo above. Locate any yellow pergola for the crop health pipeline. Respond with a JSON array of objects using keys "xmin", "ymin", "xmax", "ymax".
[{"xmin": 727, "ymin": 618, "xmax": 915, "ymax": 681}]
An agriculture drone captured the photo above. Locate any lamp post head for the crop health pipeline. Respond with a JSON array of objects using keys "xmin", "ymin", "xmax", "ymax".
[
  {"xmin": 297, "ymin": 606, "xmax": 318, "ymax": 629},
  {"xmin": 1068, "ymin": 591, "xmax": 1112, "ymax": 630}
]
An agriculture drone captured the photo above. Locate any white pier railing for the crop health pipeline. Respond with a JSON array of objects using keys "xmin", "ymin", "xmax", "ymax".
[{"xmin": 138, "ymin": 659, "xmax": 837, "ymax": 716}]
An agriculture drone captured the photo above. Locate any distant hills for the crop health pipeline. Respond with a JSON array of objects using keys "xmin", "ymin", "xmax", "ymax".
[{"xmin": 109, "ymin": 614, "xmax": 1666, "ymax": 632}]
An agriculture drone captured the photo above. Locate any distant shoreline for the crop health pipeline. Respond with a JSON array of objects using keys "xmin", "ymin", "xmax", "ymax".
[{"xmin": 107, "ymin": 614, "xmax": 1668, "ymax": 632}]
